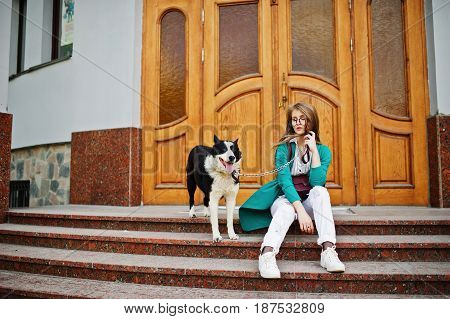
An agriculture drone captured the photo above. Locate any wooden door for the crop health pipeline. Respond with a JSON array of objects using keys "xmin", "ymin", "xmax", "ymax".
[
  {"xmin": 203, "ymin": 0, "xmax": 275, "ymax": 204},
  {"xmin": 142, "ymin": 0, "xmax": 202, "ymax": 204},
  {"xmin": 353, "ymin": 0, "xmax": 429, "ymax": 205},
  {"xmin": 141, "ymin": 0, "xmax": 429, "ymax": 206},
  {"xmin": 275, "ymin": 0, "xmax": 356, "ymax": 205}
]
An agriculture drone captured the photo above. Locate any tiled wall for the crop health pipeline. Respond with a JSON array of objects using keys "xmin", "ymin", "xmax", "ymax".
[{"xmin": 10, "ymin": 143, "xmax": 71, "ymax": 207}]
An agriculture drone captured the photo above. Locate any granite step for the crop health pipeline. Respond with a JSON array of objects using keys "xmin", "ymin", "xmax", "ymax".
[
  {"xmin": 0, "ymin": 224, "xmax": 448, "ymax": 262},
  {"xmin": 0, "ymin": 244, "xmax": 448, "ymax": 295},
  {"xmin": 1, "ymin": 270, "xmax": 445, "ymax": 299},
  {"xmin": 7, "ymin": 208, "xmax": 450, "ymax": 235}
]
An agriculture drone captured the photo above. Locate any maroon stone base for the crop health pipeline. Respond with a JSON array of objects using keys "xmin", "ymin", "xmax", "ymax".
[
  {"xmin": 0, "ymin": 259, "xmax": 447, "ymax": 295},
  {"xmin": 7, "ymin": 211, "xmax": 450, "ymax": 235},
  {"xmin": 427, "ymin": 115, "xmax": 450, "ymax": 208},
  {"xmin": 0, "ymin": 233, "xmax": 447, "ymax": 262},
  {"xmin": 0, "ymin": 113, "xmax": 12, "ymax": 222},
  {"xmin": 70, "ymin": 128, "xmax": 142, "ymax": 206}
]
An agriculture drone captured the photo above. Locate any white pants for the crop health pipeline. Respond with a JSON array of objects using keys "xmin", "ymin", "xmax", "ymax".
[{"xmin": 261, "ymin": 186, "xmax": 336, "ymax": 254}]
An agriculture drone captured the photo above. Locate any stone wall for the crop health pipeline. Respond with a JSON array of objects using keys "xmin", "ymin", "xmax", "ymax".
[
  {"xmin": 70, "ymin": 128, "xmax": 141, "ymax": 206},
  {"xmin": 0, "ymin": 112, "xmax": 12, "ymax": 222},
  {"xmin": 10, "ymin": 143, "xmax": 71, "ymax": 207},
  {"xmin": 427, "ymin": 115, "xmax": 449, "ymax": 208}
]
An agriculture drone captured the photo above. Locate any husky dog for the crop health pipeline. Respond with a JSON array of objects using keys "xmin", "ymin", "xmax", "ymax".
[{"xmin": 186, "ymin": 135, "xmax": 242, "ymax": 242}]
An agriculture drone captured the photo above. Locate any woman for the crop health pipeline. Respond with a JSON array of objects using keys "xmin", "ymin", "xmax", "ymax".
[{"xmin": 239, "ymin": 102, "xmax": 345, "ymax": 278}]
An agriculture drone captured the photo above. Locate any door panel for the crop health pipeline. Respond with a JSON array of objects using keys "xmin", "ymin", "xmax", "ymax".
[
  {"xmin": 216, "ymin": 92, "xmax": 262, "ymax": 186},
  {"xmin": 203, "ymin": 0, "xmax": 275, "ymax": 204},
  {"xmin": 142, "ymin": 0, "xmax": 202, "ymax": 204},
  {"xmin": 354, "ymin": 0, "xmax": 429, "ymax": 205},
  {"xmin": 277, "ymin": 0, "xmax": 356, "ymax": 205}
]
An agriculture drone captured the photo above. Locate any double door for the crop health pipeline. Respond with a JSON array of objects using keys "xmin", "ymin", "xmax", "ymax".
[{"xmin": 142, "ymin": 0, "xmax": 429, "ymax": 206}]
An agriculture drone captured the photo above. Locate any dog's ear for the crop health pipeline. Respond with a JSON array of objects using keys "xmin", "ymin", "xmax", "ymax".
[
  {"xmin": 233, "ymin": 138, "xmax": 239, "ymax": 145},
  {"xmin": 214, "ymin": 135, "xmax": 220, "ymax": 145}
]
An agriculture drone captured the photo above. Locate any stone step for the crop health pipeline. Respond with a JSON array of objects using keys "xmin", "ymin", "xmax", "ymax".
[
  {"xmin": 1, "ymin": 270, "xmax": 444, "ymax": 299},
  {"xmin": 0, "ymin": 244, "xmax": 448, "ymax": 295},
  {"xmin": 7, "ymin": 208, "xmax": 450, "ymax": 235},
  {"xmin": 0, "ymin": 224, "xmax": 448, "ymax": 262}
]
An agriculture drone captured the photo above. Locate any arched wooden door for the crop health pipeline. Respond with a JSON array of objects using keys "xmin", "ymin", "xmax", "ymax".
[
  {"xmin": 142, "ymin": 0, "xmax": 202, "ymax": 204},
  {"xmin": 203, "ymin": 0, "xmax": 276, "ymax": 203},
  {"xmin": 353, "ymin": 0, "xmax": 429, "ymax": 205},
  {"xmin": 276, "ymin": 0, "xmax": 356, "ymax": 205},
  {"xmin": 142, "ymin": 0, "xmax": 429, "ymax": 206}
]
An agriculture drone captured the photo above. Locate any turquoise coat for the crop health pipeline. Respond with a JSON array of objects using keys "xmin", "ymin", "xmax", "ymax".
[{"xmin": 238, "ymin": 142, "xmax": 332, "ymax": 232}]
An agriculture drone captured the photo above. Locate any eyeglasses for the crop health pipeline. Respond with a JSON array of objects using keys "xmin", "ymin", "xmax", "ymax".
[{"xmin": 291, "ymin": 118, "xmax": 306, "ymax": 124}]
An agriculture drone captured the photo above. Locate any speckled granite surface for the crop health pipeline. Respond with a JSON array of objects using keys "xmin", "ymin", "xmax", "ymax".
[
  {"xmin": 0, "ymin": 113, "xmax": 12, "ymax": 222},
  {"xmin": 70, "ymin": 128, "xmax": 141, "ymax": 206},
  {"xmin": 428, "ymin": 115, "xmax": 450, "ymax": 208},
  {"xmin": 0, "ymin": 244, "xmax": 448, "ymax": 294},
  {"xmin": 1, "ymin": 270, "xmax": 444, "ymax": 299}
]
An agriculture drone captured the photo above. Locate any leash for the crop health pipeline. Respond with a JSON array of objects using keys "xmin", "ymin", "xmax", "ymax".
[
  {"xmin": 235, "ymin": 143, "xmax": 309, "ymax": 178},
  {"xmin": 235, "ymin": 156, "xmax": 296, "ymax": 178}
]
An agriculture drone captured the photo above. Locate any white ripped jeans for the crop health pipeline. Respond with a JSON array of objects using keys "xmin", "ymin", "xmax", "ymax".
[{"xmin": 261, "ymin": 186, "xmax": 336, "ymax": 254}]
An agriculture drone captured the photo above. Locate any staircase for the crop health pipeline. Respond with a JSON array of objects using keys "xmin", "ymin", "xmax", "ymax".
[{"xmin": 0, "ymin": 205, "xmax": 448, "ymax": 298}]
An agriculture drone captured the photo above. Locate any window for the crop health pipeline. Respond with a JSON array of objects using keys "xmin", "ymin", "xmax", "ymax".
[
  {"xmin": 52, "ymin": 0, "xmax": 74, "ymax": 60},
  {"xmin": 9, "ymin": 0, "xmax": 74, "ymax": 77},
  {"xmin": 159, "ymin": 10, "xmax": 187, "ymax": 125},
  {"xmin": 9, "ymin": 0, "xmax": 26, "ymax": 75}
]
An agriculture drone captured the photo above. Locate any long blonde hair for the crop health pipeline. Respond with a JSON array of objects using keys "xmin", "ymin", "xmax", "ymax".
[{"xmin": 274, "ymin": 102, "xmax": 321, "ymax": 148}]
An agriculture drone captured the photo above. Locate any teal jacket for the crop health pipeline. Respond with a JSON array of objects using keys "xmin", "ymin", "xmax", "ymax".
[{"xmin": 238, "ymin": 142, "xmax": 331, "ymax": 232}]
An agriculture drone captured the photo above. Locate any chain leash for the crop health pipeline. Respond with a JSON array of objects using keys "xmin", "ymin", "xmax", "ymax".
[{"xmin": 236, "ymin": 157, "xmax": 295, "ymax": 177}]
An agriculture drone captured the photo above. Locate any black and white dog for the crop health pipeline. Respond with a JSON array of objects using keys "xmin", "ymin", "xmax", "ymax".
[{"xmin": 186, "ymin": 135, "xmax": 242, "ymax": 242}]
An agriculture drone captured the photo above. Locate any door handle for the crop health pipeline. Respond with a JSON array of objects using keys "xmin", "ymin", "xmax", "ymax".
[{"xmin": 279, "ymin": 73, "xmax": 287, "ymax": 108}]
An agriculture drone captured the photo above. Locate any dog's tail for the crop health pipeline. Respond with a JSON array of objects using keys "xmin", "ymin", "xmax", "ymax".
[
  {"xmin": 186, "ymin": 148, "xmax": 195, "ymax": 177},
  {"xmin": 186, "ymin": 148, "xmax": 196, "ymax": 209}
]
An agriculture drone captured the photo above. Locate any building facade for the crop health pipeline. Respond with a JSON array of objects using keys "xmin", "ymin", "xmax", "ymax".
[{"xmin": 0, "ymin": 0, "xmax": 449, "ymax": 218}]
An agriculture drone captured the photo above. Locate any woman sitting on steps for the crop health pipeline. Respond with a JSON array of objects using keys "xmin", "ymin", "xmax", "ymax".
[{"xmin": 239, "ymin": 102, "xmax": 345, "ymax": 278}]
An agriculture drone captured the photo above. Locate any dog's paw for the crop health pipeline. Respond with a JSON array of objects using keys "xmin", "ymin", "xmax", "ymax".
[
  {"xmin": 188, "ymin": 207, "xmax": 197, "ymax": 218},
  {"xmin": 228, "ymin": 233, "xmax": 239, "ymax": 240},
  {"xmin": 212, "ymin": 234, "xmax": 223, "ymax": 242},
  {"xmin": 203, "ymin": 207, "xmax": 210, "ymax": 217}
]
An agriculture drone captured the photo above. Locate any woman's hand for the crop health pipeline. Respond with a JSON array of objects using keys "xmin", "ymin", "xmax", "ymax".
[
  {"xmin": 304, "ymin": 131, "xmax": 318, "ymax": 153},
  {"xmin": 293, "ymin": 201, "xmax": 315, "ymax": 234},
  {"xmin": 298, "ymin": 210, "xmax": 314, "ymax": 234}
]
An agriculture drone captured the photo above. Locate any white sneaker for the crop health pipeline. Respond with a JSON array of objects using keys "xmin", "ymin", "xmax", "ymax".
[
  {"xmin": 258, "ymin": 251, "xmax": 281, "ymax": 278},
  {"xmin": 320, "ymin": 245, "xmax": 346, "ymax": 273}
]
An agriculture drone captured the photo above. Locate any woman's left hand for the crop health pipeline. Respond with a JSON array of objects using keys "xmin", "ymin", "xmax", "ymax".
[{"xmin": 304, "ymin": 131, "xmax": 317, "ymax": 152}]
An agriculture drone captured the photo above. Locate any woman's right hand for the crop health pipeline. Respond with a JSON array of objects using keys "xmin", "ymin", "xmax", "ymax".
[
  {"xmin": 298, "ymin": 211, "xmax": 314, "ymax": 234},
  {"xmin": 293, "ymin": 201, "xmax": 314, "ymax": 234}
]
